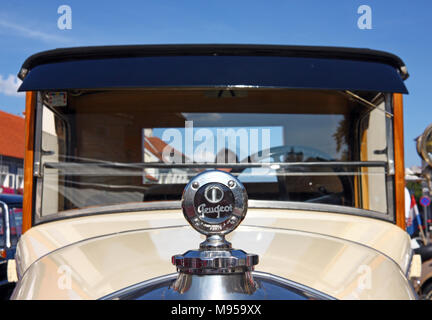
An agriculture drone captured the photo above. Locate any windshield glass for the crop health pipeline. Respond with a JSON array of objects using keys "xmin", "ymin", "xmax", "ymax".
[
  {"xmin": 0, "ymin": 206, "xmax": 3, "ymax": 248},
  {"xmin": 9, "ymin": 206, "xmax": 22, "ymax": 246},
  {"xmin": 37, "ymin": 89, "xmax": 392, "ymax": 220}
]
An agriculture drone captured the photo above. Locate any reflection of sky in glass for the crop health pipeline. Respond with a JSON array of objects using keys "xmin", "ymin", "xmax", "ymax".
[
  {"xmin": 149, "ymin": 113, "xmax": 346, "ymax": 161},
  {"xmin": 153, "ymin": 126, "xmax": 282, "ymax": 162}
]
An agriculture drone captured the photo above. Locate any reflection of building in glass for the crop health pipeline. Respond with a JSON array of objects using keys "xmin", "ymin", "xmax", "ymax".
[
  {"xmin": 142, "ymin": 130, "xmax": 191, "ymax": 184},
  {"xmin": 0, "ymin": 110, "xmax": 24, "ymax": 194}
]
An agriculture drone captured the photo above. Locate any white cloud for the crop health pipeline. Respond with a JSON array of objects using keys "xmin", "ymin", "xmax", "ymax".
[
  {"xmin": 0, "ymin": 74, "xmax": 24, "ymax": 97},
  {"xmin": 0, "ymin": 19, "xmax": 72, "ymax": 44}
]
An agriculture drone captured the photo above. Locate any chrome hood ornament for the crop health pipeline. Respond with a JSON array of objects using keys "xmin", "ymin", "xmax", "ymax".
[
  {"xmin": 181, "ymin": 170, "xmax": 248, "ymax": 238},
  {"xmin": 171, "ymin": 170, "xmax": 259, "ymax": 294}
]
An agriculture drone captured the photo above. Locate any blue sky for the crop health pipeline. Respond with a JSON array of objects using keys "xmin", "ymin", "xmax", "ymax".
[{"xmin": 0, "ymin": 0, "xmax": 430, "ymax": 167}]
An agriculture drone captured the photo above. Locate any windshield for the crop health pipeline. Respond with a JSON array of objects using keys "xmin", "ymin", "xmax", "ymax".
[
  {"xmin": 0, "ymin": 207, "xmax": 3, "ymax": 248},
  {"xmin": 0, "ymin": 202, "xmax": 22, "ymax": 248},
  {"xmin": 36, "ymin": 89, "xmax": 392, "ymax": 221},
  {"xmin": 9, "ymin": 206, "xmax": 22, "ymax": 246}
]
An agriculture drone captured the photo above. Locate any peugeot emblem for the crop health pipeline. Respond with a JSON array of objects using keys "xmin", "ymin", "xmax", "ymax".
[
  {"xmin": 204, "ymin": 185, "xmax": 224, "ymax": 203},
  {"xmin": 181, "ymin": 170, "xmax": 248, "ymax": 236}
]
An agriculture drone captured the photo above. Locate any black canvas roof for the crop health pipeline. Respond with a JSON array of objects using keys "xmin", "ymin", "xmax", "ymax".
[
  {"xmin": 19, "ymin": 44, "xmax": 408, "ymax": 79},
  {"xmin": 17, "ymin": 44, "xmax": 409, "ymax": 93}
]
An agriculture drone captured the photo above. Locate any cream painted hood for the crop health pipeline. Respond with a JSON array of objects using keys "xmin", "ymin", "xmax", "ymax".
[{"xmin": 12, "ymin": 209, "xmax": 416, "ymax": 300}]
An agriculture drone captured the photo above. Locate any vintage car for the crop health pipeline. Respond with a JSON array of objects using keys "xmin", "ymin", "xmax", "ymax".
[
  {"xmin": 6, "ymin": 44, "xmax": 419, "ymax": 300},
  {"xmin": 413, "ymin": 124, "xmax": 432, "ymax": 299},
  {"xmin": 0, "ymin": 194, "xmax": 23, "ymax": 260},
  {"xmin": 0, "ymin": 194, "xmax": 23, "ymax": 299}
]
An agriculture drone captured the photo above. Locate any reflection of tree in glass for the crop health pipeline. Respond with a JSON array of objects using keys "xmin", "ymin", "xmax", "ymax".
[{"xmin": 332, "ymin": 115, "xmax": 350, "ymax": 161}]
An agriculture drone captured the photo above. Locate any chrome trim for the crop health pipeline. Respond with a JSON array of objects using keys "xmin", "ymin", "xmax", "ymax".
[
  {"xmin": 44, "ymin": 160, "xmax": 388, "ymax": 171},
  {"xmin": 170, "ymin": 272, "xmax": 259, "ymax": 297},
  {"xmin": 33, "ymin": 199, "xmax": 392, "ymax": 226},
  {"xmin": 99, "ymin": 271, "xmax": 336, "ymax": 300},
  {"xmin": 34, "ymin": 176, "xmax": 43, "ymax": 224},
  {"xmin": 199, "ymin": 234, "xmax": 232, "ymax": 250},
  {"xmin": 33, "ymin": 93, "xmax": 43, "ymax": 178},
  {"xmin": 173, "ymin": 249, "xmax": 259, "ymax": 275}
]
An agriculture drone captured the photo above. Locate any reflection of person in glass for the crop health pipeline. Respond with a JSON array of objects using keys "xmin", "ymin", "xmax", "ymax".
[{"xmin": 285, "ymin": 147, "xmax": 304, "ymax": 162}]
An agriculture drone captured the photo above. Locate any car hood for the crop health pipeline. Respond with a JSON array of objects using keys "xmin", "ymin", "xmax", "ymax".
[{"xmin": 12, "ymin": 208, "xmax": 415, "ymax": 300}]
